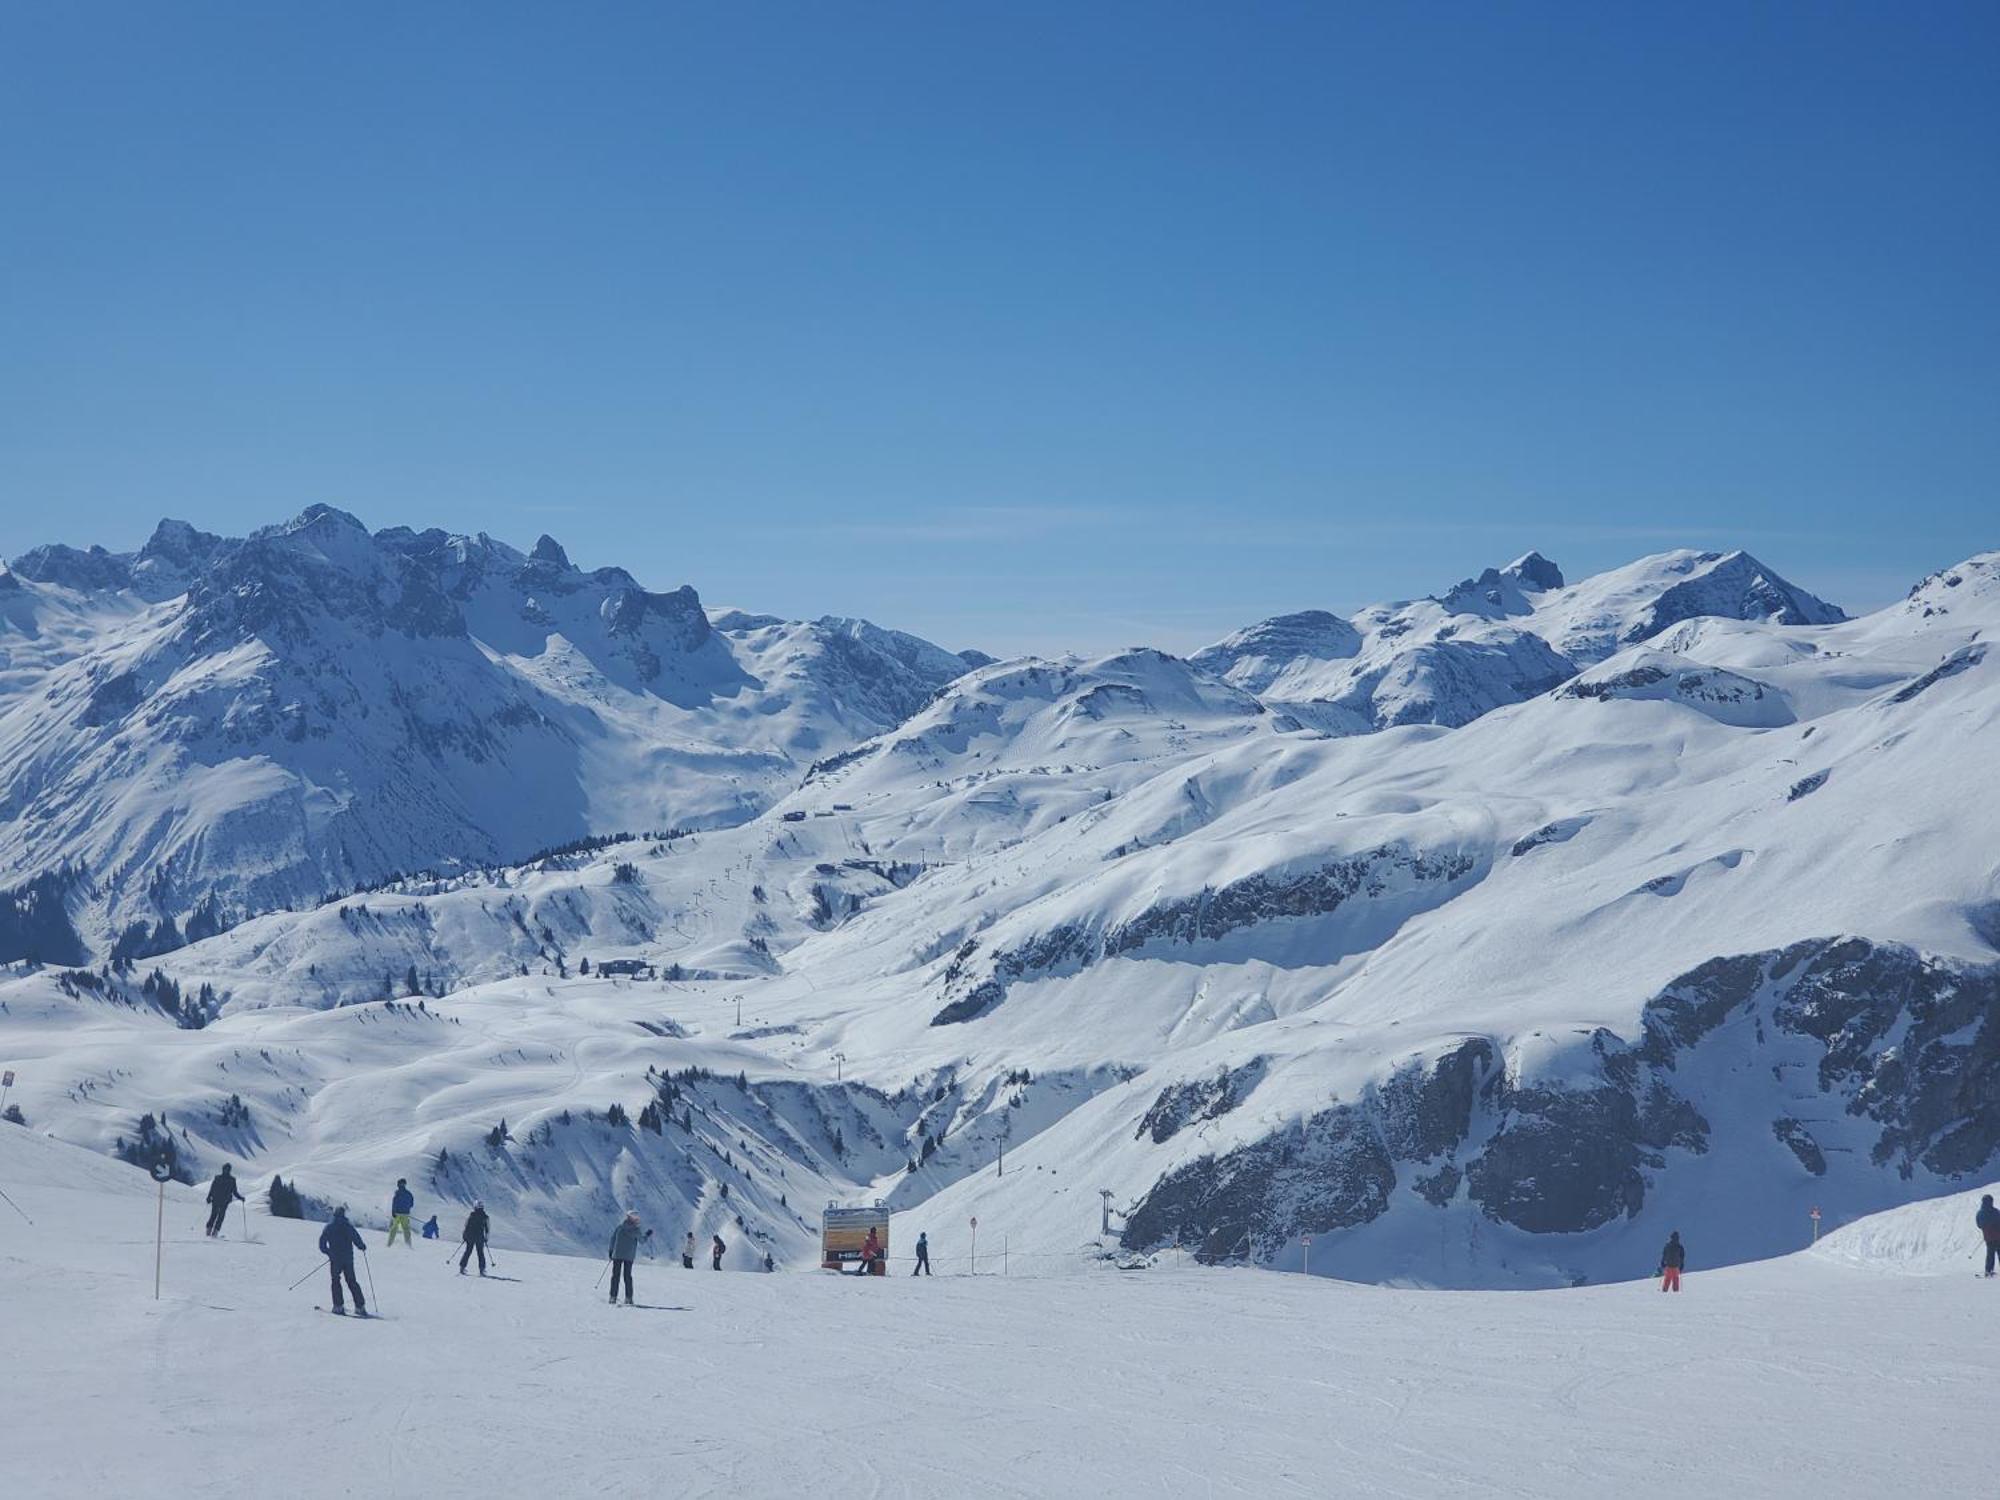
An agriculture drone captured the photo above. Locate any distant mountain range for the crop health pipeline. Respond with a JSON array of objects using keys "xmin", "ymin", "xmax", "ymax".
[{"xmin": 2, "ymin": 512, "xmax": 1994, "ymax": 1288}]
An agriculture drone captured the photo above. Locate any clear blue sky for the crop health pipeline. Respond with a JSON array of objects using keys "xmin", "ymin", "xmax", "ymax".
[{"xmin": 2, "ymin": 3, "xmax": 1994, "ymax": 655}]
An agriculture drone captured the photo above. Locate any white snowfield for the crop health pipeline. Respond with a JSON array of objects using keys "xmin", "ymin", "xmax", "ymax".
[{"xmin": 1, "ymin": 1126, "xmax": 1996, "ymax": 1499}]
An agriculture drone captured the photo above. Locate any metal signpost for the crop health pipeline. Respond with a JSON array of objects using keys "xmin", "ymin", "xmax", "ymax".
[
  {"xmin": 151, "ymin": 1159, "xmax": 174, "ymax": 1300},
  {"xmin": 969, "ymin": 1215, "xmax": 978, "ymax": 1275},
  {"xmin": 1303, "ymin": 1234, "xmax": 1313, "ymax": 1277}
]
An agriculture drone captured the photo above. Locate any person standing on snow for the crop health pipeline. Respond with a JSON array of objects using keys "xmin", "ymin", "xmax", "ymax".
[
  {"xmin": 385, "ymin": 1178, "xmax": 416, "ymax": 1247},
  {"xmin": 912, "ymin": 1231, "xmax": 931, "ymax": 1277},
  {"xmin": 1977, "ymin": 1195, "xmax": 2000, "ymax": 1276},
  {"xmin": 711, "ymin": 1233, "xmax": 727, "ymax": 1271},
  {"xmin": 459, "ymin": 1202, "xmax": 491, "ymax": 1276},
  {"xmin": 319, "ymin": 1206, "xmax": 368, "ymax": 1315},
  {"xmin": 607, "ymin": 1211, "xmax": 647, "ymax": 1305},
  {"xmin": 421, "ymin": 1215, "xmax": 440, "ymax": 1240},
  {"xmin": 204, "ymin": 1164, "xmax": 243, "ymax": 1237},
  {"xmin": 1658, "ymin": 1230, "xmax": 1686, "ymax": 1292},
  {"xmin": 681, "ymin": 1231, "xmax": 696, "ymax": 1269}
]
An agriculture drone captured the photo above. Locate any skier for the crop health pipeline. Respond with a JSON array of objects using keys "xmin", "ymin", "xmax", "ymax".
[
  {"xmin": 607, "ymin": 1211, "xmax": 647, "ymax": 1305},
  {"xmin": 421, "ymin": 1215, "xmax": 440, "ymax": 1241},
  {"xmin": 459, "ymin": 1201, "xmax": 490, "ymax": 1276},
  {"xmin": 711, "ymin": 1232, "xmax": 727, "ymax": 1271},
  {"xmin": 912, "ymin": 1230, "xmax": 931, "ymax": 1277},
  {"xmin": 681, "ymin": 1231, "xmax": 696, "ymax": 1270},
  {"xmin": 385, "ymin": 1178, "xmax": 416, "ymax": 1247},
  {"xmin": 204, "ymin": 1163, "xmax": 243, "ymax": 1237},
  {"xmin": 763, "ymin": 1251, "xmax": 775, "ymax": 1273},
  {"xmin": 319, "ymin": 1206, "xmax": 368, "ymax": 1315},
  {"xmin": 1659, "ymin": 1230, "xmax": 1686, "ymax": 1292},
  {"xmin": 1977, "ymin": 1194, "xmax": 2000, "ymax": 1276},
  {"xmin": 859, "ymin": 1226, "xmax": 882, "ymax": 1275}
]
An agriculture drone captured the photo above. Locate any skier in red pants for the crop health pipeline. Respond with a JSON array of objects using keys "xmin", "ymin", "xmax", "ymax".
[{"xmin": 1659, "ymin": 1230, "xmax": 1686, "ymax": 1292}]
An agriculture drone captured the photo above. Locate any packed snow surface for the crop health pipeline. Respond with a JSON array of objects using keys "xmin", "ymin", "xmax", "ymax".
[{"xmin": 1, "ymin": 1126, "xmax": 1995, "ymax": 1498}]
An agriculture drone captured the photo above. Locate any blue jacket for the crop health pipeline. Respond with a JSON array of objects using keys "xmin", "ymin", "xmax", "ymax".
[
  {"xmin": 320, "ymin": 1215, "xmax": 366, "ymax": 1268},
  {"xmin": 391, "ymin": 1186, "xmax": 415, "ymax": 1216},
  {"xmin": 608, "ymin": 1220, "xmax": 644, "ymax": 1260},
  {"xmin": 1977, "ymin": 1203, "xmax": 2000, "ymax": 1243}
]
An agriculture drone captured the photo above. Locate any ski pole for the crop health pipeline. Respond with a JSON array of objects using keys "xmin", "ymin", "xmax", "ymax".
[
  {"xmin": 362, "ymin": 1248, "xmax": 380, "ymax": 1314},
  {"xmin": 595, "ymin": 1261, "xmax": 610, "ymax": 1291},
  {"xmin": 0, "ymin": 1183, "xmax": 33, "ymax": 1225},
  {"xmin": 239, "ymin": 1199, "xmax": 250, "ymax": 1241},
  {"xmin": 288, "ymin": 1257, "xmax": 328, "ymax": 1291}
]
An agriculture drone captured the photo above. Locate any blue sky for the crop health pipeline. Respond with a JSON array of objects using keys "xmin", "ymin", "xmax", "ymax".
[{"xmin": 2, "ymin": 3, "xmax": 1994, "ymax": 655}]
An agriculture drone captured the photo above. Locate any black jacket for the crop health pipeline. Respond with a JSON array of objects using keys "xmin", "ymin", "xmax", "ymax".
[
  {"xmin": 207, "ymin": 1172, "xmax": 241, "ymax": 1207},
  {"xmin": 1977, "ymin": 1203, "xmax": 2000, "ymax": 1244},
  {"xmin": 463, "ymin": 1208, "xmax": 489, "ymax": 1245},
  {"xmin": 319, "ymin": 1215, "xmax": 366, "ymax": 1269},
  {"xmin": 1660, "ymin": 1237, "xmax": 1686, "ymax": 1270}
]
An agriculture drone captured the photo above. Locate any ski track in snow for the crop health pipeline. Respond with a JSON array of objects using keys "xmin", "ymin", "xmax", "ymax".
[{"xmin": 5, "ymin": 1129, "xmax": 2000, "ymax": 1497}]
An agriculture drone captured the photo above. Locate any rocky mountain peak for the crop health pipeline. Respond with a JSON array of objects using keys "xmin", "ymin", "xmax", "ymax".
[{"xmin": 1502, "ymin": 551, "xmax": 1565, "ymax": 591}]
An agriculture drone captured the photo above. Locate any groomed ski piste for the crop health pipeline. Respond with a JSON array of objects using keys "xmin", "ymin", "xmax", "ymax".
[{"xmin": 2, "ymin": 1124, "xmax": 1995, "ymax": 1498}]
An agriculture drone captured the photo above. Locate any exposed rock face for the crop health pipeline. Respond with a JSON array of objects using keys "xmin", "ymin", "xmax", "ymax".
[
  {"xmin": 1121, "ymin": 1103, "xmax": 1396, "ymax": 1262},
  {"xmin": 1136, "ymin": 1059, "xmax": 1269, "ymax": 1145},
  {"xmin": 1467, "ymin": 1084, "xmax": 1648, "ymax": 1234},
  {"xmin": 1121, "ymin": 938, "xmax": 2000, "ymax": 1259},
  {"xmin": 933, "ymin": 845, "xmax": 1481, "ymax": 1025}
]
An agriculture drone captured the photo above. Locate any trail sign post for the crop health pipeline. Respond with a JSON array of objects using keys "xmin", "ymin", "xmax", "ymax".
[
  {"xmin": 151, "ymin": 1160, "xmax": 174, "ymax": 1300},
  {"xmin": 1810, "ymin": 1206, "xmax": 1821, "ymax": 1244},
  {"xmin": 0, "ymin": 1068, "xmax": 13, "ymax": 1118},
  {"xmin": 970, "ymin": 1215, "xmax": 978, "ymax": 1275},
  {"xmin": 1303, "ymin": 1235, "xmax": 1313, "ymax": 1277}
]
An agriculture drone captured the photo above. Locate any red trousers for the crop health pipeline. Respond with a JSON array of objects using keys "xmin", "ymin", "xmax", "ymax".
[{"xmin": 1661, "ymin": 1266, "xmax": 1681, "ymax": 1292}]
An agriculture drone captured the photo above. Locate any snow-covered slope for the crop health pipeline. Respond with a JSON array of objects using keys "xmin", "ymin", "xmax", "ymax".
[
  {"xmin": 0, "ymin": 509, "xmax": 977, "ymax": 958},
  {"xmin": 1, "ymin": 539, "xmax": 1996, "ymax": 1293},
  {"xmin": 3, "ymin": 1123, "xmax": 1997, "ymax": 1499}
]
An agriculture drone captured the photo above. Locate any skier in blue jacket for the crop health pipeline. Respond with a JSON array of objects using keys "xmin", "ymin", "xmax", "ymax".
[
  {"xmin": 319, "ymin": 1207, "xmax": 368, "ymax": 1315},
  {"xmin": 386, "ymin": 1179, "xmax": 416, "ymax": 1247},
  {"xmin": 1977, "ymin": 1194, "xmax": 2000, "ymax": 1276},
  {"xmin": 607, "ymin": 1211, "xmax": 648, "ymax": 1305}
]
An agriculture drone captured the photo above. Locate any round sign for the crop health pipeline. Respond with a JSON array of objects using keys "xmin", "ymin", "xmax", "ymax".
[
  {"xmin": 150, "ymin": 1160, "xmax": 174, "ymax": 1183},
  {"xmin": 970, "ymin": 1216, "xmax": 978, "ymax": 1229}
]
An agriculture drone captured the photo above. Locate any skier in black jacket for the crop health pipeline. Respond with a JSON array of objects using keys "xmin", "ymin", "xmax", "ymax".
[
  {"xmin": 459, "ymin": 1202, "xmax": 491, "ymax": 1276},
  {"xmin": 711, "ymin": 1233, "xmax": 727, "ymax": 1271},
  {"xmin": 204, "ymin": 1164, "xmax": 243, "ymax": 1237},
  {"xmin": 1659, "ymin": 1230, "xmax": 1686, "ymax": 1293},
  {"xmin": 1977, "ymin": 1194, "xmax": 2000, "ymax": 1276},
  {"xmin": 319, "ymin": 1207, "xmax": 368, "ymax": 1315}
]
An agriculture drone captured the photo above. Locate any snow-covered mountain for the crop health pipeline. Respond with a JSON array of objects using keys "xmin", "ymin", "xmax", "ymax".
[
  {"xmin": 0, "ymin": 507, "xmax": 979, "ymax": 960},
  {"xmin": 1191, "ymin": 547, "xmax": 1845, "ymax": 732},
  {"xmin": 1, "ymin": 533, "xmax": 1995, "ymax": 1292}
]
